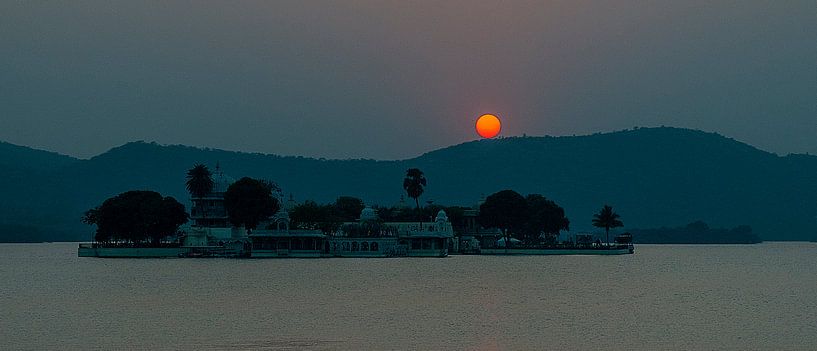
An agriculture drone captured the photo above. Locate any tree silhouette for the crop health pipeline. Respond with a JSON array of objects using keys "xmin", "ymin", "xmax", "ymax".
[
  {"xmin": 224, "ymin": 177, "xmax": 280, "ymax": 234},
  {"xmin": 333, "ymin": 196, "xmax": 365, "ymax": 221},
  {"xmin": 83, "ymin": 191, "xmax": 188, "ymax": 244},
  {"xmin": 592, "ymin": 205, "xmax": 623, "ymax": 246},
  {"xmin": 185, "ymin": 164, "xmax": 213, "ymax": 198},
  {"xmin": 524, "ymin": 194, "xmax": 570, "ymax": 244},
  {"xmin": 186, "ymin": 164, "xmax": 213, "ymax": 227},
  {"xmin": 402, "ymin": 168, "xmax": 427, "ymax": 227},
  {"xmin": 290, "ymin": 200, "xmax": 343, "ymax": 234},
  {"xmin": 479, "ymin": 190, "xmax": 527, "ymax": 249}
]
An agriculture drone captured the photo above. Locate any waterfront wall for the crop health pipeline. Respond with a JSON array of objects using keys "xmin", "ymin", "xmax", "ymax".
[
  {"xmin": 480, "ymin": 248, "xmax": 632, "ymax": 255},
  {"xmin": 77, "ymin": 244, "xmax": 633, "ymax": 258},
  {"xmin": 251, "ymin": 249, "xmax": 322, "ymax": 258},
  {"xmin": 78, "ymin": 247, "xmax": 186, "ymax": 258}
]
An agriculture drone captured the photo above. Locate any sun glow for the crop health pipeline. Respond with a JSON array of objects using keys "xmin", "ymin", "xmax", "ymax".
[{"xmin": 476, "ymin": 114, "xmax": 501, "ymax": 139}]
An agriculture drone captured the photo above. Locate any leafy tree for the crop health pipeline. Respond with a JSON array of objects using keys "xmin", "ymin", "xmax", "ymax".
[
  {"xmin": 402, "ymin": 168, "xmax": 427, "ymax": 226},
  {"xmin": 224, "ymin": 177, "xmax": 280, "ymax": 234},
  {"xmin": 185, "ymin": 164, "xmax": 213, "ymax": 198},
  {"xmin": 259, "ymin": 179, "xmax": 283, "ymax": 200},
  {"xmin": 374, "ymin": 205, "xmax": 397, "ymax": 222},
  {"xmin": 290, "ymin": 200, "xmax": 323, "ymax": 229},
  {"xmin": 592, "ymin": 204, "xmax": 624, "ymax": 246},
  {"xmin": 524, "ymin": 194, "xmax": 570, "ymax": 244},
  {"xmin": 686, "ymin": 220, "xmax": 709, "ymax": 232},
  {"xmin": 153, "ymin": 197, "xmax": 189, "ymax": 244},
  {"xmin": 479, "ymin": 190, "xmax": 528, "ymax": 248},
  {"xmin": 333, "ymin": 196, "xmax": 365, "ymax": 221},
  {"xmin": 290, "ymin": 200, "xmax": 342, "ymax": 234},
  {"xmin": 83, "ymin": 190, "xmax": 188, "ymax": 244},
  {"xmin": 81, "ymin": 208, "xmax": 99, "ymax": 226},
  {"xmin": 441, "ymin": 206, "xmax": 468, "ymax": 235}
]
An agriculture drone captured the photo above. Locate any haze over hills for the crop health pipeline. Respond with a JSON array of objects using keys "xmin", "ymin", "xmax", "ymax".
[{"xmin": 1, "ymin": 127, "xmax": 815, "ymax": 242}]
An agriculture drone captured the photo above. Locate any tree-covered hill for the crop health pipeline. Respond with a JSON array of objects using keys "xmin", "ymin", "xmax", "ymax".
[{"xmin": 1, "ymin": 127, "xmax": 815, "ymax": 242}]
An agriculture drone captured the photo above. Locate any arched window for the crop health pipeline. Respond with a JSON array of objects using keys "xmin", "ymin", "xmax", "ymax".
[
  {"xmin": 371, "ymin": 242, "xmax": 379, "ymax": 251},
  {"xmin": 351, "ymin": 242, "xmax": 359, "ymax": 251},
  {"xmin": 361, "ymin": 242, "xmax": 369, "ymax": 251}
]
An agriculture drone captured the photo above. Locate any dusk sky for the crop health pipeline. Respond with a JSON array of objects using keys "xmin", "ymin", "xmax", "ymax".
[{"xmin": 2, "ymin": 1, "xmax": 815, "ymax": 159}]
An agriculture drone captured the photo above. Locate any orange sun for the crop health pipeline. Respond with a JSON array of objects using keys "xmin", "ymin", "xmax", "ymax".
[{"xmin": 476, "ymin": 114, "xmax": 501, "ymax": 138}]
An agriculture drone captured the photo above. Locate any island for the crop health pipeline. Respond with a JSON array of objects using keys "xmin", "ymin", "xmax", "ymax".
[{"xmin": 78, "ymin": 165, "xmax": 634, "ymax": 258}]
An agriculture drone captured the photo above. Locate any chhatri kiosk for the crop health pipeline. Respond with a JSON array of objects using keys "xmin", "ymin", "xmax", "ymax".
[{"xmin": 248, "ymin": 210, "xmax": 327, "ymax": 258}]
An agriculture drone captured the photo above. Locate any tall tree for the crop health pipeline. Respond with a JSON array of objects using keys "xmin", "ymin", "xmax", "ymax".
[
  {"xmin": 592, "ymin": 205, "xmax": 624, "ymax": 246},
  {"xmin": 152, "ymin": 197, "xmax": 190, "ymax": 244},
  {"xmin": 185, "ymin": 164, "xmax": 214, "ymax": 227},
  {"xmin": 224, "ymin": 177, "xmax": 280, "ymax": 234},
  {"xmin": 333, "ymin": 196, "xmax": 365, "ymax": 221},
  {"xmin": 402, "ymin": 168, "xmax": 427, "ymax": 227},
  {"xmin": 185, "ymin": 164, "xmax": 214, "ymax": 198},
  {"xmin": 524, "ymin": 194, "xmax": 570, "ymax": 244},
  {"xmin": 290, "ymin": 200, "xmax": 342, "ymax": 234},
  {"xmin": 83, "ymin": 190, "xmax": 188, "ymax": 244},
  {"xmin": 479, "ymin": 190, "xmax": 528, "ymax": 249}
]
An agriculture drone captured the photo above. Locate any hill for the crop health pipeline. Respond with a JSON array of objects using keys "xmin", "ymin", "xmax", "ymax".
[
  {"xmin": 1, "ymin": 127, "xmax": 816, "ymax": 242},
  {"xmin": 0, "ymin": 141, "xmax": 78, "ymax": 171}
]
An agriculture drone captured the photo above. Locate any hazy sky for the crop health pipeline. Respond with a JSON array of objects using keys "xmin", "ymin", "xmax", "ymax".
[{"xmin": 2, "ymin": 1, "xmax": 815, "ymax": 159}]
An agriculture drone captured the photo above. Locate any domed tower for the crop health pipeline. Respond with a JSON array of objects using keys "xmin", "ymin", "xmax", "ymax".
[
  {"xmin": 435, "ymin": 209, "xmax": 449, "ymax": 224},
  {"xmin": 271, "ymin": 209, "xmax": 291, "ymax": 232},
  {"xmin": 434, "ymin": 209, "xmax": 453, "ymax": 236},
  {"xmin": 359, "ymin": 206, "xmax": 379, "ymax": 222}
]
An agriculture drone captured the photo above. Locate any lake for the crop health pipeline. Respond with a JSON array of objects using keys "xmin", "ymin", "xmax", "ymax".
[{"xmin": 1, "ymin": 242, "xmax": 815, "ymax": 350}]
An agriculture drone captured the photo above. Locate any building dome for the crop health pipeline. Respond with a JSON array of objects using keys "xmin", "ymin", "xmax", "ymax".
[
  {"xmin": 360, "ymin": 206, "xmax": 378, "ymax": 221},
  {"xmin": 435, "ymin": 210, "xmax": 449, "ymax": 223},
  {"xmin": 211, "ymin": 171, "xmax": 235, "ymax": 193},
  {"xmin": 271, "ymin": 210, "xmax": 290, "ymax": 231}
]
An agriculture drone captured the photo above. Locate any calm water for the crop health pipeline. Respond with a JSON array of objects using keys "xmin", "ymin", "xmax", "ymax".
[{"xmin": 1, "ymin": 242, "xmax": 815, "ymax": 350}]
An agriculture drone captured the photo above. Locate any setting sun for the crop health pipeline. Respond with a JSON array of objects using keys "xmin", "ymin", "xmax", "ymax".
[{"xmin": 476, "ymin": 114, "xmax": 501, "ymax": 139}]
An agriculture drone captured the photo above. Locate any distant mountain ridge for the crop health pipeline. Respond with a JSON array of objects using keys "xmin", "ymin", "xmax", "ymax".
[
  {"xmin": 1, "ymin": 127, "xmax": 816, "ymax": 242},
  {"xmin": 0, "ymin": 141, "xmax": 78, "ymax": 171}
]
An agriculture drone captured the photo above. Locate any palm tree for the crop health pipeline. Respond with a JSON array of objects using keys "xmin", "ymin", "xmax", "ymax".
[
  {"xmin": 186, "ymin": 164, "xmax": 213, "ymax": 226},
  {"xmin": 592, "ymin": 205, "xmax": 624, "ymax": 247},
  {"xmin": 186, "ymin": 164, "xmax": 214, "ymax": 198},
  {"xmin": 402, "ymin": 168, "xmax": 427, "ymax": 228}
]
